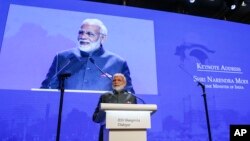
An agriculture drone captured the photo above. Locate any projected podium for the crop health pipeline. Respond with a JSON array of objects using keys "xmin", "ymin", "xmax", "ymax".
[{"xmin": 101, "ymin": 103, "xmax": 157, "ymax": 141}]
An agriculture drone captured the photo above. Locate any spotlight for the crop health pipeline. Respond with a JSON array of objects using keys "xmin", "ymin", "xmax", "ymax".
[
  {"xmin": 225, "ymin": 0, "xmax": 244, "ymax": 10},
  {"xmin": 241, "ymin": 1, "xmax": 247, "ymax": 6},
  {"xmin": 231, "ymin": 4, "xmax": 237, "ymax": 9},
  {"xmin": 244, "ymin": 0, "xmax": 250, "ymax": 5},
  {"xmin": 189, "ymin": 0, "xmax": 196, "ymax": 3}
]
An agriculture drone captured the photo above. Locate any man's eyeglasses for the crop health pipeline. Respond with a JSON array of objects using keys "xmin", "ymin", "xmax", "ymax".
[{"xmin": 78, "ymin": 30, "xmax": 99, "ymax": 38}]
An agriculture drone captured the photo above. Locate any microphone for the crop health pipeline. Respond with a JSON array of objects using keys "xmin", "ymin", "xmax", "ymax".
[
  {"xmin": 129, "ymin": 92, "xmax": 146, "ymax": 104},
  {"xmin": 179, "ymin": 64, "xmax": 206, "ymax": 90},
  {"xmin": 197, "ymin": 81, "xmax": 205, "ymax": 88},
  {"xmin": 89, "ymin": 58, "xmax": 144, "ymax": 103},
  {"xmin": 54, "ymin": 54, "xmax": 83, "ymax": 78},
  {"xmin": 49, "ymin": 60, "xmax": 70, "ymax": 81},
  {"xmin": 47, "ymin": 54, "xmax": 79, "ymax": 88},
  {"xmin": 46, "ymin": 60, "xmax": 71, "ymax": 88},
  {"xmin": 89, "ymin": 57, "xmax": 112, "ymax": 80},
  {"xmin": 108, "ymin": 92, "xmax": 146, "ymax": 104},
  {"xmin": 197, "ymin": 81, "xmax": 205, "ymax": 93}
]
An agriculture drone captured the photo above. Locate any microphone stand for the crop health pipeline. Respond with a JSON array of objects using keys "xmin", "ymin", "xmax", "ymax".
[
  {"xmin": 178, "ymin": 65, "xmax": 212, "ymax": 140},
  {"xmin": 56, "ymin": 73, "xmax": 71, "ymax": 141},
  {"xmin": 197, "ymin": 82, "xmax": 212, "ymax": 141}
]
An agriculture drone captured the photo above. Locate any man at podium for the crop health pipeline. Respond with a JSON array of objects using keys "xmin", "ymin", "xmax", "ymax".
[{"xmin": 92, "ymin": 73, "xmax": 137, "ymax": 141}]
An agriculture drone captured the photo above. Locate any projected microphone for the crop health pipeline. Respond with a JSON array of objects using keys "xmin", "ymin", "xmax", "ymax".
[
  {"xmin": 47, "ymin": 54, "xmax": 79, "ymax": 88},
  {"xmin": 52, "ymin": 60, "xmax": 72, "ymax": 79},
  {"xmin": 89, "ymin": 58, "xmax": 144, "ymax": 103},
  {"xmin": 47, "ymin": 60, "xmax": 71, "ymax": 87},
  {"xmin": 89, "ymin": 57, "xmax": 112, "ymax": 80}
]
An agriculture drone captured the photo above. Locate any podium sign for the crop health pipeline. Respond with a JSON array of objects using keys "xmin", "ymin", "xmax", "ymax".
[
  {"xmin": 106, "ymin": 111, "xmax": 150, "ymax": 129},
  {"xmin": 101, "ymin": 103, "xmax": 157, "ymax": 141}
]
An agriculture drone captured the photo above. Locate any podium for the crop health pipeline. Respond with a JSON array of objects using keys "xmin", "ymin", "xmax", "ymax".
[{"xmin": 100, "ymin": 103, "xmax": 157, "ymax": 141}]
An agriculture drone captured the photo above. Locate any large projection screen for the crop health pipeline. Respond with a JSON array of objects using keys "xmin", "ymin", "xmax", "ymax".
[
  {"xmin": 0, "ymin": 4, "xmax": 157, "ymax": 95},
  {"xmin": 0, "ymin": 0, "xmax": 249, "ymax": 141}
]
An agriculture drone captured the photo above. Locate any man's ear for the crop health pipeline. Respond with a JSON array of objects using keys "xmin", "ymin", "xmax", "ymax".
[{"xmin": 100, "ymin": 35, "xmax": 107, "ymax": 44}]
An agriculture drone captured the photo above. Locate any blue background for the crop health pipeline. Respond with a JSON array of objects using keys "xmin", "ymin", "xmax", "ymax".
[{"xmin": 0, "ymin": 0, "xmax": 250, "ymax": 140}]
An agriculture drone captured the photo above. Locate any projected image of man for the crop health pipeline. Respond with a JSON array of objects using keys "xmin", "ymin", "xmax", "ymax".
[{"xmin": 41, "ymin": 18, "xmax": 134, "ymax": 93}]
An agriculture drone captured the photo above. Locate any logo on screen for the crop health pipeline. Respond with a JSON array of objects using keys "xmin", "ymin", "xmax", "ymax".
[{"xmin": 175, "ymin": 43, "xmax": 215, "ymax": 64}]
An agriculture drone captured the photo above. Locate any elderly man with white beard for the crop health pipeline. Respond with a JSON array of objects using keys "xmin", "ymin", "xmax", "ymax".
[
  {"xmin": 92, "ymin": 73, "xmax": 137, "ymax": 141},
  {"xmin": 41, "ymin": 18, "xmax": 134, "ymax": 93}
]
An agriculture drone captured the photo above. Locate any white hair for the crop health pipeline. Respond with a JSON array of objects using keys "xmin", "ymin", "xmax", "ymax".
[
  {"xmin": 81, "ymin": 18, "xmax": 108, "ymax": 35},
  {"xmin": 113, "ymin": 73, "xmax": 127, "ymax": 84}
]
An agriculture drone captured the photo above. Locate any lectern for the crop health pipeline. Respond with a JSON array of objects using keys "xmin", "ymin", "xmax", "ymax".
[{"xmin": 101, "ymin": 103, "xmax": 157, "ymax": 141}]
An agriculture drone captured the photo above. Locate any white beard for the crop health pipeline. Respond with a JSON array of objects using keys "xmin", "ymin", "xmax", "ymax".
[
  {"xmin": 113, "ymin": 85, "xmax": 125, "ymax": 92},
  {"xmin": 78, "ymin": 39, "xmax": 101, "ymax": 53}
]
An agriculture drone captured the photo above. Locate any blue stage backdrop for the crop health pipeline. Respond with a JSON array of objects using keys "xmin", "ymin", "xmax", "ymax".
[{"xmin": 0, "ymin": 0, "xmax": 249, "ymax": 140}]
